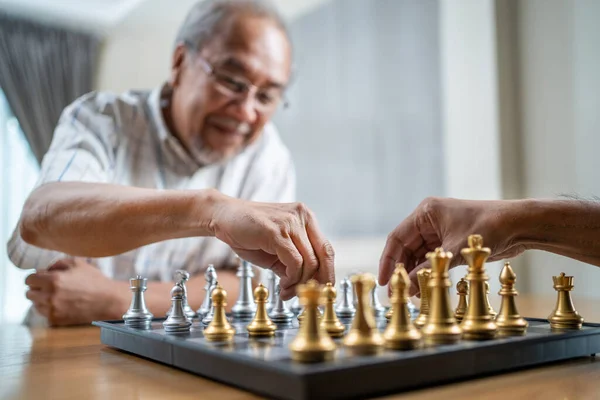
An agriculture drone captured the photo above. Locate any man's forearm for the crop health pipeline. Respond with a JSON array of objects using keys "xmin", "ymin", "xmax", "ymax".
[
  {"xmin": 19, "ymin": 182, "xmax": 222, "ymax": 257},
  {"xmin": 509, "ymin": 198, "xmax": 600, "ymax": 266},
  {"xmin": 108, "ymin": 269, "xmax": 241, "ymax": 318}
]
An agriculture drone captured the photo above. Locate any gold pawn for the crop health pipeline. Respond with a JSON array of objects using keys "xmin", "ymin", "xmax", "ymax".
[
  {"xmin": 289, "ymin": 280, "xmax": 336, "ymax": 362},
  {"xmin": 383, "ymin": 264, "xmax": 423, "ymax": 350},
  {"xmin": 454, "ymin": 277, "xmax": 468, "ymax": 322},
  {"xmin": 343, "ymin": 273, "xmax": 384, "ymax": 354},
  {"xmin": 421, "ymin": 248, "xmax": 462, "ymax": 345},
  {"xmin": 484, "ymin": 281, "xmax": 497, "ymax": 318},
  {"xmin": 496, "ymin": 262, "xmax": 528, "ymax": 336},
  {"xmin": 548, "ymin": 272, "xmax": 584, "ymax": 330},
  {"xmin": 247, "ymin": 284, "xmax": 277, "ymax": 337},
  {"xmin": 460, "ymin": 235, "xmax": 497, "ymax": 340},
  {"xmin": 320, "ymin": 283, "xmax": 345, "ymax": 338},
  {"xmin": 204, "ymin": 285, "xmax": 236, "ymax": 342},
  {"xmin": 414, "ymin": 268, "xmax": 431, "ymax": 328}
]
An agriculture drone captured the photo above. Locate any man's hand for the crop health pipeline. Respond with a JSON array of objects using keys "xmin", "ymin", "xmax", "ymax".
[
  {"xmin": 25, "ymin": 258, "xmax": 128, "ymax": 326},
  {"xmin": 211, "ymin": 198, "xmax": 336, "ymax": 300},
  {"xmin": 378, "ymin": 197, "xmax": 526, "ymax": 296}
]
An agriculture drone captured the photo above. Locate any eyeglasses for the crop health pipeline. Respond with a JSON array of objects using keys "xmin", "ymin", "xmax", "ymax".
[{"xmin": 192, "ymin": 53, "xmax": 289, "ymax": 113}]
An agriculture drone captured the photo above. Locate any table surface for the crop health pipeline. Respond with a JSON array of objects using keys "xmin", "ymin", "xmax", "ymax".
[{"xmin": 2, "ymin": 294, "xmax": 600, "ymax": 400}]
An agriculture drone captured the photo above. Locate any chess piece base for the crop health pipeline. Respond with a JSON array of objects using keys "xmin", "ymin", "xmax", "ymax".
[
  {"xmin": 343, "ymin": 330, "xmax": 384, "ymax": 355},
  {"xmin": 460, "ymin": 319, "xmax": 498, "ymax": 340},
  {"xmin": 383, "ymin": 328, "xmax": 423, "ymax": 350}
]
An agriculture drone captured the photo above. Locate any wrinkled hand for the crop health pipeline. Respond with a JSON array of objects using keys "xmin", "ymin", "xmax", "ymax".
[
  {"xmin": 212, "ymin": 198, "xmax": 335, "ymax": 300},
  {"xmin": 378, "ymin": 197, "xmax": 526, "ymax": 296},
  {"xmin": 25, "ymin": 258, "xmax": 123, "ymax": 326}
]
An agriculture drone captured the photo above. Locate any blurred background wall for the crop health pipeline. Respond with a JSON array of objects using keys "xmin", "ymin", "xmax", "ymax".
[{"xmin": 1, "ymin": 0, "xmax": 599, "ymax": 323}]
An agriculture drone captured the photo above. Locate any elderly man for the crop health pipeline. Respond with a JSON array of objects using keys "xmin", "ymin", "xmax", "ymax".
[
  {"xmin": 378, "ymin": 197, "xmax": 600, "ymax": 296},
  {"xmin": 7, "ymin": 0, "xmax": 334, "ymax": 326}
]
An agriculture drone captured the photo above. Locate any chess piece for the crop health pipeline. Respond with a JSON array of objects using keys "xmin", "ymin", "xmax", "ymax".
[
  {"xmin": 232, "ymin": 259, "xmax": 257, "ymax": 320},
  {"xmin": 197, "ymin": 264, "xmax": 217, "ymax": 318},
  {"xmin": 291, "ymin": 296, "xmax": 302, "ymax": 315},
  {"xmin": 163, "ymin": 284, "xmax": 192, "ymax": 333},
  {"xmin": 268, "ymin": 283, "xmax": 294, "ymax": 324},
  {"xmin": 298, "ymin": 305, "xmax": 322, "ymax": 322},
  {"xmin": 320, "ymin": 283, "xmax": 345, "ymax": 338},
  {"xmin": 335, "ymin": 277, "xmax": 356, "ymax": 319},
  {"xmin": 371, "ymin": 284, "xmax": 386, "ymax": 317},
  {"xmin": 266, "ymin": 270, "xmax": 278, "ymax": 313},
  {"xmin": 343, "ymin": 273, "xmax": 384, "ymax": 355},
  {"xmin": 460, "ymin": 235, "xmax": 498, "ymax": 340},
  {"xmin": 422, "ymin": 248, "xmax": 462, "ymax": 345},
  {"xmin": 484, "ymin": 281, "xmax": 497, "ymax": 318},
  {"xmin": 289, "ymin": 280, "xmax": 336, "ymax": 362},
  {"xmin": 414, "ymin": 268, "xmax": 431, "ymax": 328},
  {"xmin": 204, "ymin": 284, "xmax": 236, "ymax": 342},
  {"xmin": 123, "ymin": 275, "xmax": 154, "ymax": 329},
  {"xmin": 454, "ymin": 277, "xmax": 468, "ymax": 322},
  {"xmin": 495, "ymin": 262, "xmax": 528, "ymax": 336},
  {"xmin": 201, "ymin": 281, "xmax": 218, "ymax": 326},
  {"xmin": 247, "ymin": 284, "xmax": 277, "ymax": 337},
  {"xmin": 166, "ymin": 270, "xmax": 195, "ymax": 319},
  {"xmin": 548, "ymin": 272, "xmax": 584, "ymax": 330},
  {"xmin": 383, "ymin": 264, "xmax": 422, "ymax": 350}
]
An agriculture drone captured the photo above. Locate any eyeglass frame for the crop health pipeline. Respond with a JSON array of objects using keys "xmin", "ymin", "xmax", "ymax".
[{"xmin": 182, "ymin": 40, "xmax": 290, "ymax": 112}]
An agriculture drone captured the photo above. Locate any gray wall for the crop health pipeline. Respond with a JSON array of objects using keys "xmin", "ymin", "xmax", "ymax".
[{"xmin": 274, "ymin": 0, "xmax": 443, "ymax": 237}]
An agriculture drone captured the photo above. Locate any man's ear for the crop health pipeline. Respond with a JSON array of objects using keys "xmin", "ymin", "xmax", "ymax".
[{"xmin": 170, "ymin": 44, "xmax": 187, "ymax": 88}]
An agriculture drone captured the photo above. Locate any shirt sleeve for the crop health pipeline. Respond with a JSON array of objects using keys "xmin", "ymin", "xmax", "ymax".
[{"xmin": 6, "ymin": 93, "xmax": 118, "ymax": 270}]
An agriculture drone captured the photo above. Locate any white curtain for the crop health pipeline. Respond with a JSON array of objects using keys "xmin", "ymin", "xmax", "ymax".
[{"xmin": 0, "ymin": 89, "xmax": 39, "ymax": 324}]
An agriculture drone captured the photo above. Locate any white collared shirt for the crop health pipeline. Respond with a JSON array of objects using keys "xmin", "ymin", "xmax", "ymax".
[{"xmin": 7, "ymin": 85, "xmax": 296, "ymax": 282}]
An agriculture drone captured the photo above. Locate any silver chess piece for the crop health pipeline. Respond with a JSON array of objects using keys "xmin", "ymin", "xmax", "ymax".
[
  {"xmin": 163, "ymin": 283, "xmax": 192, "ymax": 333},
  {"xmin": 268, "ymin": 279, "xmax": 294, "ymax": 324},
  {"xmin": 291, "ymin": 296, "xmax": 302, "ymax": 315},
  {"xmin": 266, "ymin": 269, "xmax": 278, "ymax": 313},
  {"xmin": 166, "ymin": 270, "xmax": 196, "ymax": 319},
  {"xmin": 231, "ymin": 258, "xmax": 257, "ymax": 320},
  {"xmin": 197, "ymin": 264, "xmax": 218, "ymax": 319},
  {"xmin": 201, "ymin": 280, "xmax": 218, "ymax": 326},
  {"xmin": 123, "ymin": 275, "xmax": 154, "ymax": 329},
  {"xmin": 407, "ymin": 297, "xmax": 418, "ymax": 316},
  {"xmin": 371, "ymin": 283, "xmax": 386, "ymax": 317},
  {"xmin": 335, "ymin": 277, "xmax": 356, "ymax": 319}
]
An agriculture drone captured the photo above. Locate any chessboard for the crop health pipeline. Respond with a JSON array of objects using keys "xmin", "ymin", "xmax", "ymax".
[{"xmin": 93, "ymin": 316, "xmax": 600, "ymax": 400}]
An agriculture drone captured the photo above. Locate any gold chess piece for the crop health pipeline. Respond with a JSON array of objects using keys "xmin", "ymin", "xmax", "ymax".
[
  {"xmin": 247, "ymin": 284, "xmax": 277, "ymax": 337},
  {"xmin": 289, "ymin": 280, "xmax": 336, "ymax": 363},
  {"xmin": 548, "ymin": 272, "xmax": 584, "ymax": 330},
  {"xmin": 422, "ymin": 248, "xmax": 462, "ymax": 345},
  {"xmin": 460, "ymin": 235, "xmax": 498, "ymax": 340},
  {"xmin": 204, "ymin": 285, "xmax": 236, "ymax": 342},
  {"xmin": 454, "ymin": 277, "xmax": 468, "ymax": 322},
  {"xmin": 343, "ymin": 273, "xmax": 384, "ymax": 354},
  {"xmin": 414, "ymin": 268, "xmax": 432, "ymax": 328},
  {"xmin": 320, "ymin": 283, "xmax": 345, "ymax": 338},
  {"xmin": 385, "ymin": 306, "xmax": 393, "ymax": 321},
  {"xmin": 383, "ymin": 264, "xmax": 423, "ymax": 350},
  {"xmin": 495, "ymin": 262, "xmax": 528, "ymax": 336},
  {"xmin": 484, "ymin": 281, "xmax": 497, "ymax": 318}
]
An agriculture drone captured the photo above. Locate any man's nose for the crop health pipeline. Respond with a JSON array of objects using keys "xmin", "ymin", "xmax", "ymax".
[{"xmin": 229, "ymin": 94, "xmax": 258, "ymax": 124}]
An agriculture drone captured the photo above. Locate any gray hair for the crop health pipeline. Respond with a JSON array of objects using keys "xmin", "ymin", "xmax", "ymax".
[{"xmin": 175, "ymin": 0, "xmax": 291, "ymax": 52}]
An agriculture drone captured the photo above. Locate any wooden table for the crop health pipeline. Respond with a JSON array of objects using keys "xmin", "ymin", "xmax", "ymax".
[{"xmin": 2, "ymin": 295, "xmax": 600, "ymax": 400}]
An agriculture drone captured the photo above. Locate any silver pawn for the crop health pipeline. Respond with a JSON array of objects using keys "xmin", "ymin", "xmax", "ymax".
[
  {"xmin": 335, "ymin": 277, "xmax": 356, "ymax": 319},
  {"xmin": 266, "ymin": 269, "xmax": 277, "ymax": 313},
  {"xmin": 166, "ymin": 270, "xmax": 196, "ymax": 319},
  {"xmin": 290, "ymin": 296, "xmax": 302, "ymax": 315},
  {"xmin": 268, "ymin": 278, "xmax": 294, "ymax": 323},
  {"xmin": 197, "ymin": 264, "xmax": 218, "ymax": 319},
  {"xmin": 123, "ymin": 275, "xmax": 154, "ymax": 329},
  {"xmin": 371, "ymin": 283, "xmax": 386, "ymax": 317},
  {"xmin": 163, "ymin": 284, "xmax": 192, "ymax": 333},
  {"xmin": 201, "ymin": 281, "xmax": 218, "ymax": 326},
  {"xmin": 231, "ymin": 259, "xmax": 256, "ymax": 320}
]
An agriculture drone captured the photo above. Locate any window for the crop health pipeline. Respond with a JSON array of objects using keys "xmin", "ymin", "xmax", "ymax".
[{"xmin": 0, "ymin": 89, "xmax": 39, "ymax": 324}]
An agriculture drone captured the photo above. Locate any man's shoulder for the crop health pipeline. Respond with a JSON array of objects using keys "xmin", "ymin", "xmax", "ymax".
[{"xmin": 61, "ymin": 89, "xmax": 151, "ymax": 123}]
